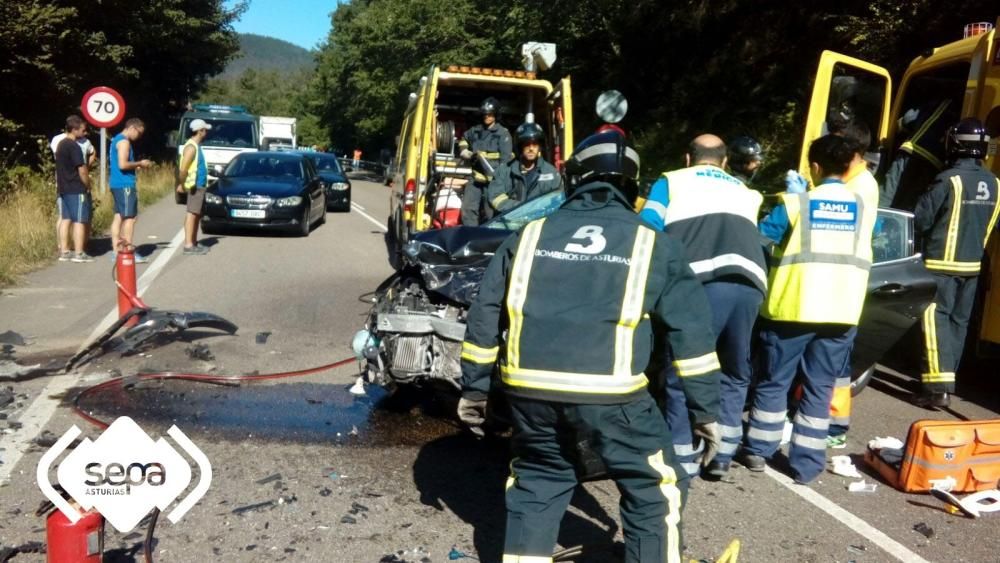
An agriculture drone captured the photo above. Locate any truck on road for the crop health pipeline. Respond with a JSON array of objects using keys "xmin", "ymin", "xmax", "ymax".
[
  {"xmin": 259, "ymin": 116, "xmax": 298, "ymax": 151},
  {"xmin": 173, "ymin": 104, "xmax": 259, "ymax": 177}
]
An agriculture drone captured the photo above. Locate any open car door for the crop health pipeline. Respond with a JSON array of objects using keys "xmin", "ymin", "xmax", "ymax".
[
  {"xmin": 547, "ymin": 77, "xmax": 574, "ymax": 171},
  {"xmin": 798, "ymin": 51, "xmax": 892, "ymax": 178}
]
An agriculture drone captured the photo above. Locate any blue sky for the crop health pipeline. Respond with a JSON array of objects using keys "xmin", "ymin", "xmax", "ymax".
[{"xmin": 228, "ymin": 0, "xmax": 341, "ymax": 50}]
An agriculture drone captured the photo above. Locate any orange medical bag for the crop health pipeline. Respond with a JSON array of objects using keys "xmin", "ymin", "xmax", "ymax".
[{"xmin": 864, "ymin": 419, "xmax": 1000, "ymax": 493}]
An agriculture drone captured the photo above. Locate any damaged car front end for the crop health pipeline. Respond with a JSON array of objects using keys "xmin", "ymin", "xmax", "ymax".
[{"xmin": 357, "ymin": 191, "xmax": 567, "ymax": 392}]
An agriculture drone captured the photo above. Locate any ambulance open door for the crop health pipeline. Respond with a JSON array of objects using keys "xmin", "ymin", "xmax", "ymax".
[
  {"xmin": 799, "ymin": 51, "xmax": 892, "ymax": 179},
  {"xmin": 547, "ymin": 77, "xmax": 574, "ymax": 171}
]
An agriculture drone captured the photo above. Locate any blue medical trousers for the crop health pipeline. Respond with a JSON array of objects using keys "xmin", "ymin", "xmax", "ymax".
[
  {"xmin": 664, "ymin": 280, "xmax": 763, "ymax": 476},
  {"xmin": 744, "ymin": 320, "xmax": 857, "ymax": 483}
]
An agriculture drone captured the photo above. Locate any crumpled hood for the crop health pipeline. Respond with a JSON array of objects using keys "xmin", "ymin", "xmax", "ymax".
[{"xmin": 404, "ymin": 226, "xmax": 514, "ymax": 305}]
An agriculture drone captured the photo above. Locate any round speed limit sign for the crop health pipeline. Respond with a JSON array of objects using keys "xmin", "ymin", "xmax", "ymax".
[{"xmin": 81, "ymin": 86, "xmax": 126, "ymax": 128}]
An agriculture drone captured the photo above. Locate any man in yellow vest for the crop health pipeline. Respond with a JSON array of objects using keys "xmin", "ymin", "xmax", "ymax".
[
  {"xmin": 825, "ymin": 119, "xmax": 879, "ymax": 448},
  {"xmin": 175, "ymin": 119, "xmax": 211, "ymax": 255},
  {"xmin": 737, "ymin": 135, "xmax": 877, "ymax": 484}
]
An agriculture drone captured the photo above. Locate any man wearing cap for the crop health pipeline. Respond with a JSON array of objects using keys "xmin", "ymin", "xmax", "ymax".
[{"xmin": 176, "ymin": 119, "xmax": 211, "ymax": 255}]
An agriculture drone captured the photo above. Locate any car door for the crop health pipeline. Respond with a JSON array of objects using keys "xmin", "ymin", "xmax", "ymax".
[
  {"xmin": 851, "ymin": 208, "xmax": 937, "ymax": 376},
  {"xmin": 304, "ymin": 159, "xmax": 323, "ymax": 218}
]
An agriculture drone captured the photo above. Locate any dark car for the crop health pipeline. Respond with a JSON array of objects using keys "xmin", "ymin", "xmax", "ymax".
[
  {"xmin": 360, "ymin": 190, "xmax": 936, "ymax": 395},
  {"xmin": 300, "ymin": 152, "xmax": 351, "ymax": 211},
  {"xmin": 201, "ymin": 152, "xmax": 327, "ymax": 237}
]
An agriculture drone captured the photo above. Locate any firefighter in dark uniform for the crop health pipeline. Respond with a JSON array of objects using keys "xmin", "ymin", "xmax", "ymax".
[
  {"xmin": 881, "ymin": 99, "xmax": 959, "ymax": 208},
  {"xmin": 914, "ymin": 118, "xmax": 1000, "ymax": 408},
  {"xmin": 727, "ymin": 136, "xmax": 764, "ymax": 187},
  {"xmin": 486, "ymin": 122, "xmax": 563, "ymax": 215},
  {"xmin": 457, "ymin": 128, "xmax": 722, "ymax": 563},
  {"xmin": 459, "ymin": 97, "xmax": 513, "ymax": 225}
]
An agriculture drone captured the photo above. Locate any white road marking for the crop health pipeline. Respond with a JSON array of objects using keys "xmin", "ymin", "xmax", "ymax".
[
  {"xmin": 763, "ymin": 466, "xmax": 930, "ymax": 563},
  {"xmin": 351, "ymin": 202, "xmax": 387, "ymax": 232},
  {"xmin": 0, "ymin": 227, "xmax": 186, "ymax": 484},
  {"xmin": 351, "ymin": 201, "xmax": 366, "ymax": 211}
]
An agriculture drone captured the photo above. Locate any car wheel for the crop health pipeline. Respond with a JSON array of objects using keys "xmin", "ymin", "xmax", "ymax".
[
  {"xmin": 851, "ymin": 364, "xmax": 876, "ymax": 397},
  {"xmin": 299, "ymin": 205, "xmax": 311, "ymax": 237}
]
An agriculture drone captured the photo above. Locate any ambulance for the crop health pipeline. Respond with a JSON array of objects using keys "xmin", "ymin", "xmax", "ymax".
[
  {"xmin": 798, "ymin": 19, "xmax": 1000, "ymax": 374},
  {"xmin": 385, "ymin": 44, "xmax": 573, "ymax": 269}
]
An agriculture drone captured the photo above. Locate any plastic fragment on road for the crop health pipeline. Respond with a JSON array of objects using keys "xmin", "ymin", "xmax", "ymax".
[
  {"xmin": 231, "ymin": 500, "xmax": 276, "ymax": 515},
  {"xmin": 185, "ymin": 343, "xmax": 215, "ymax": 361},
  {"xmin": 848, "ymin": 480, "xmax": 877, "ymax": 493},
  {"xmin": 349, "ymin": 376, "xmax": 367, "ymax": 396},
  {"xmin": 930, "ymin": 487, "xmax": 1000, "ymax": 518},
  {"xmin": 0, "ymin": 331, "xmax": 27, "ymax": 347},
  {"xmin": 868, "ymin": 436, "xmax": 904, "ymax": 450},
  {"xmin": 830, "ymin": 455, "xmax": 862, "ymax": 478},
  {"xmin": 255, "ymin": 473, "xmax": 282, "ymax": 486},
  {"xmin": 255, "ymin": 331, "xmax": 271, "ymax": 344},
  {"xmin": 912, "ymin": 522, "xmax": 934, "ymax": 538}
]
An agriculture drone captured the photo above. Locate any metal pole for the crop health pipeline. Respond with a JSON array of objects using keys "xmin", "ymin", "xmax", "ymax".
[{"xmin": 100, "ymin": 127, "xmax": 107, "ymax": 194}]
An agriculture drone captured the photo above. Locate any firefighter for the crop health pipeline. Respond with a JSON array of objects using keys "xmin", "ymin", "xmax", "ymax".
[
  {"xmin": 457, "ymin": 128, "xmax": 722, "ymax": 563},
  {"xmin": 880, "ymin": 99, "xmax": 959, "ymax": 208},
  {"xmin": 639, "ymin": 134, "xmax": 766, "ymax": 479},
  {"xmin": 459, "ymin": 97, "xmax": 513, "ymax": 225},
  {"xmin": 738, "ymin": 135, "xmax": 877, "ymax": 484},
  {"xmin": 486, "ymin": 122, "xmax": 563, "ymax": 215},
  {"xmin": 914, "ymin": 118, "xmax": 1000, "ymax": 408},
  {"xmin": 727, "ymin": 136, "xmax": 764, "ymax": 186}
]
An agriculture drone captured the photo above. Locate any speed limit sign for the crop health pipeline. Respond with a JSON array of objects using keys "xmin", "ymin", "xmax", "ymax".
[{"xmin": 81, "ymin": 86, "xmax": 126, "ymax": 128}]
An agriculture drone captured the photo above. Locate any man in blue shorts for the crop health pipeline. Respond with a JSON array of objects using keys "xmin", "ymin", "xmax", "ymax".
[
  {"xmin": 110, "ymin": 118, "xmax": 153, "ymax": 261},
  {"xmin": 55, "ymin": 116, "xmax": 94, "ymax": 263}
]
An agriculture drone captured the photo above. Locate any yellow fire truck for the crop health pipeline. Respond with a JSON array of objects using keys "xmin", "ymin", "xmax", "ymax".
[
  {"xmin": 385, "ymin": 54, "xmax": 573, "ymax": 269},
  {"xmin": 797, "ymin": 19, "xmax": 1000, "ymax": 354}
]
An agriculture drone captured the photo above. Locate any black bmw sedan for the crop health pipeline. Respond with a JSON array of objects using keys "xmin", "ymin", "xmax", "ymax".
[
  {"xmin": 300, "ymin": 151, "xmax": 352, "ymax": 211},
  {"xmin": 202, "ymin": 152, "xmax": 327, "ymax": 236}
]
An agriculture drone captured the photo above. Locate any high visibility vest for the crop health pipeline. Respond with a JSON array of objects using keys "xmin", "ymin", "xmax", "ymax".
[{"xmin": 763, "ymin": 182, "xmax": 876, "ymax": 325}]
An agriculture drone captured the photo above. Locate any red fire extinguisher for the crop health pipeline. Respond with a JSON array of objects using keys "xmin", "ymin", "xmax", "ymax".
[
  {"xmin": 115, "ymin": 243, "xmax": 140, "ymax": 327},
  {"xmin": 46, "ymin": 508, "xmax": 104, "ymax": 563}
]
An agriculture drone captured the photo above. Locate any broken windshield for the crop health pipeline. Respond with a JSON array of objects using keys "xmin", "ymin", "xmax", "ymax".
[{"xmin": 483, "ymin": 190, "xmax": 566, "ymax": 232}]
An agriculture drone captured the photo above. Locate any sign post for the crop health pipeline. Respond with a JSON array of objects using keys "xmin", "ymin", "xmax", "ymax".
[{"xmin": 80, "ymin": 87, "xmax": 126, "ymax": 194}]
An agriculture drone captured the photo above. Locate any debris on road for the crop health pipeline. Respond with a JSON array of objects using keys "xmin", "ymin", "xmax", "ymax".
[
  {"xmin": 868, "ymin": 436, "xmax": 904, "ymax": 450},
  {"xmin": 349, "ymin": 376, "xmax": 367, "ymax": 396},
  {"xmin": 255, "ymin": 331, "xmax": 271, "ymax": 344},
  {"xmin": 186, "ymin": 343, "xmax": 215, "ymax": 361},
  {"xmin": 255, "ymin": 473, "xmax": 282, "ymax": 486},
  {"xmin": 930, "ymin": 487, "xmax": 1000, "ymax": 518},
  {"xmin": 913, "ymin": 522, "xmax": 935, "ymax": 539},
  {"xmin": 0, "ymin": 360, "xmax": 42, "ymax": 381},
  {"xmin": 380, "ymin": 546, "xmax": 432, "ymax": 563},
  {"xmin": 319, "ymin": 488, "xmax": 332, "ymax": 497},
  {"xmin": 0, "ymin": 331, "xmax": 26, "ymax": 347},
  {"xmin": 830, "ymin": 455, "xmax": 862, "ymax": 478},
  {"xmin": 33, "ymin": 430, "xmax": 82, "ymax": 450},
  {"xmin": 340, "ymin": 515, "xmax": 357, "ymax": 524},
  {"xmin": 847, "ymin": 480, "xmax": 876, "ymax": 493},
  {"xmin": 231, "ymin": 501, "xmax": 276, "ymax": 515}
]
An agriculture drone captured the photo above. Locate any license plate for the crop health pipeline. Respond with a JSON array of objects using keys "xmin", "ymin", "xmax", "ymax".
[{"xmin": 231, "ymin": 209, "xmax": 265, "ymax": 219}]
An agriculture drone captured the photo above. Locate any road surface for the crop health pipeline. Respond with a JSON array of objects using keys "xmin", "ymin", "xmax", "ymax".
[{"xmin": 1, "ymin": 178, "xmax": 998, "ymax": 562}]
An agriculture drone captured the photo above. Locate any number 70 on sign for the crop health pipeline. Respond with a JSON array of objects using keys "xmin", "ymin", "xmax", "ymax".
[{"xmin": 81, "ymin": 86, "xmax": 126, "ymax": 129}]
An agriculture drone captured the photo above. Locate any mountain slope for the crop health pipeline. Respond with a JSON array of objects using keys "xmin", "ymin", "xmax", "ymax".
[{"xmin": 222, "ymin": 33, "xmax": 315, "ymax": 78}]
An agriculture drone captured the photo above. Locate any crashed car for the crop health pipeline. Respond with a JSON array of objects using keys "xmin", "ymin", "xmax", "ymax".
[{"xmin": 358, "ymin": 189, "xmax": 935, "ymax": 395}]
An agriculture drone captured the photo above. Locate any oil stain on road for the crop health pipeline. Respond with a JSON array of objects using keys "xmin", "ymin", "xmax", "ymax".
[{"xmin": 76, "ymin": 380, "xmax": 460, "ymax": 446}]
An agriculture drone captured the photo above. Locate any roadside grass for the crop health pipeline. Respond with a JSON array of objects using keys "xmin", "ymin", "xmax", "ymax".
[{"xmin": 0, "ymin": 164, "xmax": 176, "ymax": 286}]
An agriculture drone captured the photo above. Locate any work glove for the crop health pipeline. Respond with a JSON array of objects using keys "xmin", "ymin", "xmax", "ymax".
[
  {"xmin": 460, "ymin": 149, "xmax": 474, "ymax": 161},
  {"xmin": 784, "ymin": 170, "xmax": 808, "ymax": 194},
  {"xmin": 693, "ymin": 421, "xmax": 721, "ymax": 467},
  {"xmin": 457, "ymin": 397, "xmax": 487, "ymax": 437}
]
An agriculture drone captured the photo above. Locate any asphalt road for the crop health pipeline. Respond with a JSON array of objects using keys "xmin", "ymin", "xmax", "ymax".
[{"xmin": 1, "ymin": 178, "xmax": 999, "ymax": 562}]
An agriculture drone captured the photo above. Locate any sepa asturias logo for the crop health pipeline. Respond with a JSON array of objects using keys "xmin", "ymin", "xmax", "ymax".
[{"xmin": 37, "ymin": 417, "xmax": 212, "ymax": 532}]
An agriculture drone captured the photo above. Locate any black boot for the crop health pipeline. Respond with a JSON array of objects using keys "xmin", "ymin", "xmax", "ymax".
[{"xmin": 913, "ymin": 391, "xmax": 950, "ymax": 409}]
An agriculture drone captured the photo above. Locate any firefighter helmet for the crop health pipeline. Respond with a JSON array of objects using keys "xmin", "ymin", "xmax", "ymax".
[
  {"xmin": 515, "ymin": 122, "xmax": 544, "ymax": 148},
  {"xmin": 479, "ymin": 97, "xmax": 501, "ymax": 117},
  {"xmin": 945, "ymin": 118, "xmax": 989, "ymax": 160},
  {"xmin": 727, "ymin": 136, "xmax": 763, "ymax": 176},
  {"xmin": 565, "ymin": 128, "xmax": 641, "ymax": 202}
]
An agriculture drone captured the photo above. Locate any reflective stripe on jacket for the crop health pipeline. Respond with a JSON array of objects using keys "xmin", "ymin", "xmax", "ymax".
[
  {"xmin": 915, "ymin": 159, "xmax": 1000, "ymax": 275},
  {"xmin": 460, "ymin": 184, "xmax": 721, "ymax": 417},
  {"xmin": 459, "ymin": 123, "xmax": 513, "ymax": 183},
  {"xmin": 762, "ymin": 181, "xmax": 876, "ymax": 325},
  {"xmin": 642, "ymin": 165, "xmax": 767, "ymax": 293},
  {"xmin": 487, "ymin": 157, "xmax": 562, "ymax": 212}
]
